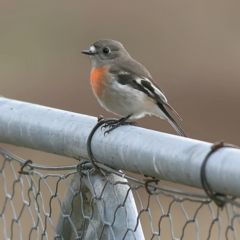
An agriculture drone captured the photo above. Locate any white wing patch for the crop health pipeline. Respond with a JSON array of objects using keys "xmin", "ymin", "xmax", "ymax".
[
  {"xmin": 137, "ymin": 77, "xmax": 168, "ymax": 103},
  {"xmin": 134, "ymin": 78, "xmax": 154, "ymax": 98},
  {"xmin": 119, "ymin": 71, "xmax": 131, "ymax": 75}
]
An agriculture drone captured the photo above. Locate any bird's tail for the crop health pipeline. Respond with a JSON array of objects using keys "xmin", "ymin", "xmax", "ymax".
[
  {"xmin": 157, "ymin": 103, "xmax": 188, "ymax": 137},
  {"xmin": 166, "ymin": 115, "xmax": 187, "ymax": 137}
]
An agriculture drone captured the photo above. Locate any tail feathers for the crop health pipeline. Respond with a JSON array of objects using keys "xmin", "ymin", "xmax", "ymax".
[
  {"xmin": 166, "ymin": 116, "xmax": 188, "ymax": 137},
  {"xmin": 157, "ymin": 103, "xmax": 188, "ymax": 137},
  {"xmin": 164, "ymin": 102, "xmax": 182, "ymax": 120}
]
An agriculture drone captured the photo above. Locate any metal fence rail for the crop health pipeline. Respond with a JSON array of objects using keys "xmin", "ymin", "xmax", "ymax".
[
  {"xmin": 0, "ymin": 97, "xmax": 240, "ymax": 197},
  {"xmin": 0, "ymin": 97, "xmax": 240, "ymax": 239}
]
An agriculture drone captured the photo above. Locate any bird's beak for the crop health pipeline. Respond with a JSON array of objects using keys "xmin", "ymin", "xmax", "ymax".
[{"xmin": 81, "ymin": 50, "xmax": 95, "ymax": 55}]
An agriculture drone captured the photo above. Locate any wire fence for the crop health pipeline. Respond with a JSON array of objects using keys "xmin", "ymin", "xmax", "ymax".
[{"xmin": 1, "ymin": 147, "xmax": 240, "ymax": 240}]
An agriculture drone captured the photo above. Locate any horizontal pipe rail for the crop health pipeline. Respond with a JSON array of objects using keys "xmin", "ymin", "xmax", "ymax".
[{"xmin": 0, "ymin": 97, "xmax": 240, "ymax": 197}]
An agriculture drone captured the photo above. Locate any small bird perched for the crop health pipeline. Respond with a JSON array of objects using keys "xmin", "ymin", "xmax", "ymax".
[{"xmin": 82, "ymin": 39, "xmax": 187, "ymax": 137}]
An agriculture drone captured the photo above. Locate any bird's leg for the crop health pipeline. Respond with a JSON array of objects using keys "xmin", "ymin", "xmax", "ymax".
[{"xmin": 103, "ymin": 114, "xmax": 137, "ymax": 135}]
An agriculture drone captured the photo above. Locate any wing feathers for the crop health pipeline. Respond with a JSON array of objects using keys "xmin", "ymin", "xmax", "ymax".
[
  {"xmin": 113, "ymin": 70, "xmax": 182, "ymax": 121},
  {"xmin": 108, "ymin": 60, "xmax": 185, "ymax": 136}
]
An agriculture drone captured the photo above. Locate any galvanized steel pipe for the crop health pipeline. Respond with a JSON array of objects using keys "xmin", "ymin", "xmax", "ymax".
[{"xmin": 0, "ymin": 97, "xmax": 240, "ymax": 197}]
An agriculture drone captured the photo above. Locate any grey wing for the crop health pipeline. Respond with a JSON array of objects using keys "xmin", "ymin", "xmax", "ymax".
[
  {"xmin": 140, "ymin": 78, "xmax": 182, "ymax": 120},
  {"xmin": 109, "ymin": 61, "xmax": 182, "ymax": 120}
]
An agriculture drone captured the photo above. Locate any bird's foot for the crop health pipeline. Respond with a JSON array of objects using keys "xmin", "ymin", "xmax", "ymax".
[{"xmin": 101, "ymin": 115, "xmax": 137, "ymax": 135}]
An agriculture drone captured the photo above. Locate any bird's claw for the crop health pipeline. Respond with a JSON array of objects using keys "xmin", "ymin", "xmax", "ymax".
[
  {"xmin": 126, "ymin": 121, "xmax": 138, "ymax": 126},
  {"xmin": 101, "ymin": 120, "xmax": 117, "ymax": 130},
  {"xmin": 97, "ymin": 115, "xmax": 104, "ymax": 122},
  {"xmin": 103, "ymin": 121, "xmax": 137, "ymax": 135}
]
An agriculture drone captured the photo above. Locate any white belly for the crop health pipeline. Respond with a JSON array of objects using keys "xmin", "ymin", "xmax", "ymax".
[{"xmin": 95, "ymin": 80, "xmax": 166, "ymax": 119}]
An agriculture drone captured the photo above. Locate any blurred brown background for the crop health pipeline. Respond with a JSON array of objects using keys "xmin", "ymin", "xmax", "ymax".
[
  {"xmin": 1, "ymin": 0, "xmax": 240, "ymax": 144},
  {"xmin": 0, "ymin": 0, "xmax": 240, "ymax": 239}
]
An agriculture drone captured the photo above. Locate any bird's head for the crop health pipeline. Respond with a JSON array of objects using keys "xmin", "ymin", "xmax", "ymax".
[{"xmin": 82, "ymin": 39, "xmax": 130, "ymax": 68}]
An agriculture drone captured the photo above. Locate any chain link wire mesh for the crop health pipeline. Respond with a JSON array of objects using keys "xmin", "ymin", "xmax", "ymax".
[{"xmin": 0, "ymin": 147, "xmax": 240, "ymax": 240}]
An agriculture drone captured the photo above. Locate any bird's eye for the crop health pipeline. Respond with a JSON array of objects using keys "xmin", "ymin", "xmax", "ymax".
[{"xmin": 103, "ymin": 47, "xmax": 110, "ymax": 54}]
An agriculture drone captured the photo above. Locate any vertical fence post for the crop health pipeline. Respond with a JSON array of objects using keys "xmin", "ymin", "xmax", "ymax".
[{"xmin": 55, "ymin": 164, "xmax": 144, "ymax": 240}]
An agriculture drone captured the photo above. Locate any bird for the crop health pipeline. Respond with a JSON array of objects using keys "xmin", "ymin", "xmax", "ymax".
[{"xmin": 82, "ymin": 39, "xmax": 187, "ymax": 137}]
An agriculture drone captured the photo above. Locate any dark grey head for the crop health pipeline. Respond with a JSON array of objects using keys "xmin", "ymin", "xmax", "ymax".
[{"xmin": 82, "ymin": 39, "xmax": 130, "ymax": 68}]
